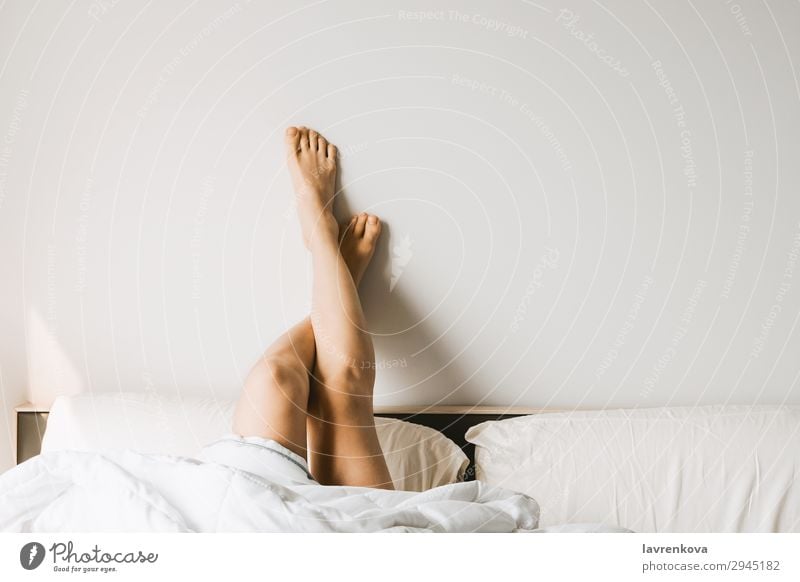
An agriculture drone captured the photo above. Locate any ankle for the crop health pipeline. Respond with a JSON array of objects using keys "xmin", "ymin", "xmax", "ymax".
[{"xmin": 305, "ymin": 213, "xmax": 339, "ymax": 248}]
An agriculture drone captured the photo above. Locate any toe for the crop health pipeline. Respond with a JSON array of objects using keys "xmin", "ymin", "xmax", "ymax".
[
  {"xmin": 364, "ymin": 215, "xmax": 381, "ymax": 240},
  {"xmin": 353, "ymin": 213, "xmax": 368, "ymax": 236},
  {"xmin": 284, "ymin": 126, "xmax": 300, "ymax": 152},
  {"xmin": 308, "ymin": 129, "xmax": 318, "ymax": 150},
  {"xmin": 298, "ymin": 127, "xmax": 309, "ymax": 150},
  {"xmin": 317, "ymin": 134, "xmax": 328, "ymax": 154},
  {"xmin": 327, "ymin": 143, "xmax": 337, "ymax": 159}
]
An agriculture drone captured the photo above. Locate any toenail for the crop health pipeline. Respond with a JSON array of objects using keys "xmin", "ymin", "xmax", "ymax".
[
  {"xmin": 368, "ymin": 216, "xmax": 378, "ymax": 224},
  {"xmin": 286, "ymin": 127, "xmax": 297, "ymax": 135}
]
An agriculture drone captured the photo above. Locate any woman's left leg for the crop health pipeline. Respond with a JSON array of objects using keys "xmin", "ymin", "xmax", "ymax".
[
  {"xmin": 232, "ymin": 317, "xmax": 316, "ymax": 459},
  {"xmin": 281, "ymin": 125, "xmax": 393, "ymax": 489}
]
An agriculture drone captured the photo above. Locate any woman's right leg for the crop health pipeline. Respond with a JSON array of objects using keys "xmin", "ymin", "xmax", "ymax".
[{"xmin": 306, "ymin": 214, "xmax": 392, "ymax": 489}]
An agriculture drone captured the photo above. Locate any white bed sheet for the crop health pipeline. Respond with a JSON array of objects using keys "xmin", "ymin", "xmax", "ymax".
[{"xmin": 1, "ymin": 438, "xmax": 539, "ymax": 533}]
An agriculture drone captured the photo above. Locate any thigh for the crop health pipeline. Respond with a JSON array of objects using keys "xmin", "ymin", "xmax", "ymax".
[{"xmin": 232, "ymin": 358, "xmax": 310, "ymax": 460}]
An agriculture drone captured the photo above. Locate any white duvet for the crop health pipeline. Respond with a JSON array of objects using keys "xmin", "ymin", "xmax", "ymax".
[{"xmin": 0, "ymin": 448, "xmax": 540, "ymax": 533}]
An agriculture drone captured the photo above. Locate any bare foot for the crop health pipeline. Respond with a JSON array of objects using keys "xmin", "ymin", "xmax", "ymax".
[
  {"xmin": 285, "ymin": 126, "xmax": 338, "ymax": 247},
  {"xmin": 339, "ymin": 213, "xmax": 381, "ymax": 285}
]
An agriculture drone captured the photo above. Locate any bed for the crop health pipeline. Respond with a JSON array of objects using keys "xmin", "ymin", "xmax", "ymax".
[
  {"xmin": 5, "ymin": 393, "xmax": 799, "ymax": 532},
  {"xmin": 14, "ymin": 399, "xmax": 539, "ymax": 476},
  {"xmin": 2, "ymin": 394, "xmax": 551, "ymax": 533}
]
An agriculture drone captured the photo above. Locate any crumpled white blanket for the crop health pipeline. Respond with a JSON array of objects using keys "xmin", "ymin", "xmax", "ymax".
[{"xmin": 0, "ymin": 446, "xmax": 541, "ymax": 533}]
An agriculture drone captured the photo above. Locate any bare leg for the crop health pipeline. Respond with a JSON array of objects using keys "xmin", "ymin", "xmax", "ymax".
[
  {"xmin": 285, "ymin": 126, "xmax": 393, "ymax": 489},
  {"xmin": 232, "ymin": 123, "xmax": 338, "ymax": 461},
  {"xmin": 231, "ymin": 317, "xmax": 315, "ymax": 459},
  {"xmin": 231, "ymin": 219, "xmax": 380, "ymax": 466},
  {"xmin": 308, "ymin": 215, "xmax": 391, "ymax": 488}
]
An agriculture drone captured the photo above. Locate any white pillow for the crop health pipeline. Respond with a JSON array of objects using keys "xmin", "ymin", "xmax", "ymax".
[
  {"xmin": 466, "ymin": 405, "xmax": 800, "ymax": 532},
  {"xmin": 41, "ymin": 392, "xmax": 467, "ymax": 491}
]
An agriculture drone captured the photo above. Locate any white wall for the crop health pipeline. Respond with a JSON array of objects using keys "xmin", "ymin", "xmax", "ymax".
[{"xmin": 1, "ymin": 0, "xmax": 799, "ymax": 471}]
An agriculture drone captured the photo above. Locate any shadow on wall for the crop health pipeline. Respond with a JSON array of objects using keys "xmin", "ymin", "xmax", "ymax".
[{"xmin": 358, "ymin": 221, "xmax": 465, "ymax": 403}]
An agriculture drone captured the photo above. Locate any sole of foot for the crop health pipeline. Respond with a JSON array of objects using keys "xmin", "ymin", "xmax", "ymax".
[{"xmin": 285, "ymin": 126, "xmax": 339, "ymax": 248}]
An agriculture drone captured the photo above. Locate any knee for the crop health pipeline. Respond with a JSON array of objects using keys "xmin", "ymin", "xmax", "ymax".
[
  {"xmin": 323, "ymin": 359, "xmax": 375, "ymax": 390},
  {"xmin": 246, "ymin": 356, "xmax": 309, "ymax": 405}
]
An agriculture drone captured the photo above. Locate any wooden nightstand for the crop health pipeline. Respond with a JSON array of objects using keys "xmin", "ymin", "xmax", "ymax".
[{"xmin": 14, "ymin": 402, "xmax": 50, "ymax": 465}]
